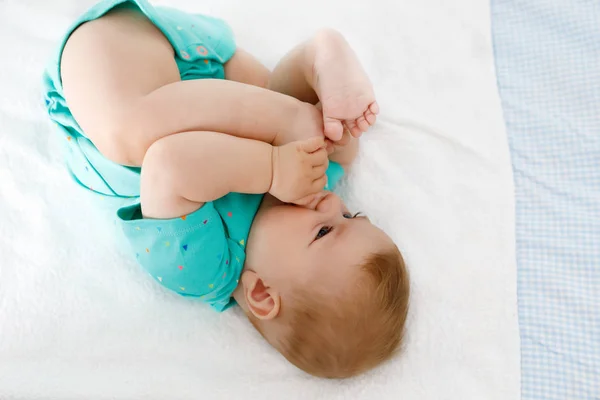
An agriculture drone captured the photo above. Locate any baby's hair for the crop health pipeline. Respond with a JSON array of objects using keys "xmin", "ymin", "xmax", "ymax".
[{"xmin": 250, "ymin": 245, "xmax": 410, "ymax": 379}]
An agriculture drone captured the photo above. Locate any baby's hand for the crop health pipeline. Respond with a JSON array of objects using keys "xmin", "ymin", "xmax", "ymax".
[{"xmin": 269, "ymin": 137, "xmax": 329, "ymax": 204}]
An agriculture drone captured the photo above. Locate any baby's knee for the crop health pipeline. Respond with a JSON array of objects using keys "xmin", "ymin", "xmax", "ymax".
[
  {"xmin": 140, "ymin": 137, "xmax": 181, "ymax": 196},
  {"xmin": 311, "ymin": 28, "xmax": 345, "ymax": 44}
]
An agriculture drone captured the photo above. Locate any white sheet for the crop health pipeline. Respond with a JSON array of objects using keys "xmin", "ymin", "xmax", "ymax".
[{"xmin": 0, "ymin": 0, "xmax": 520, "ymax": 399}]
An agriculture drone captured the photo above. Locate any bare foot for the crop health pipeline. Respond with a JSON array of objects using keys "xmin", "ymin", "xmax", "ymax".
[{"xmin": 309, "ymin": 29, "xmax": 379, "ymax": 141}]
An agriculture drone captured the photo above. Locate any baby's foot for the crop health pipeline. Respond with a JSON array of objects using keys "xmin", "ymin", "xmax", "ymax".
[{"xmin": 310, "ymin": 29, "xmax": 379, "ymax": 141}]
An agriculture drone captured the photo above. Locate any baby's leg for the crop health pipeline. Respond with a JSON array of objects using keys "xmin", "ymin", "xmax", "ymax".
[
  {"xmin": 268, "ymin": 29, "xmax": 379, "ymax": 140},
  {"xmin": 224, "ymin": 48, "xmax": 271, "ymax": 89},
  {"xmin": 60, "ymin": 7, "xmax": 179, "ymax": 166},
  {"xmin": 61, "ymin": 7, "xmax": 303, "ymax": 167}
]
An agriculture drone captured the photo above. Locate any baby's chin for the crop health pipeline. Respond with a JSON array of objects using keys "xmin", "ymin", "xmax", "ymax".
[
  {"xmin": 245, "ymin": 203, "xmax": 290, "ymax": 254},
  {"xmin": 252, "ymin": 198, "xmax": 303, "ymax": 231}
]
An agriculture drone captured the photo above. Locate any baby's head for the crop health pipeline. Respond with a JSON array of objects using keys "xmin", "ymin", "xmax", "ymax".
[{"xmin": 233, "ymin": 193, "xmax": 410, "ymax": 378}]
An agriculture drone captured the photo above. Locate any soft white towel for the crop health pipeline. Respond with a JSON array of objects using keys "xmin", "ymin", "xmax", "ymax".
[{"xmin": 0, "ymin": 0, "xmax": 520, "ymax": 398}]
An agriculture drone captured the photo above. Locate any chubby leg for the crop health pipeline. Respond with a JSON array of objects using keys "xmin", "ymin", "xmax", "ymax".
[
  {"xmin": 61, "ymin": 6, "xmax": 179, "ymax": 165},
  {"xmin": 268, "ymin": 29, "xmax": 379, "ymax": 141},
  {"xmin": 61, "ymin": 6, "xmax": 306, "ymax": 167},
  {"xmin": 224, "ymin": 48, "xmax": 271, "ymax": 88}
]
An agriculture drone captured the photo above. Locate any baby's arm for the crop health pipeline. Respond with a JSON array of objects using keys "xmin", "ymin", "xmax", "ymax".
[
  {"xmin": 140, "ymin": 132, "xmax": 328, "ymax": 219},
  {"xmin": 115, "ymin": 79, "xmax": 323, "ymax": 166}
]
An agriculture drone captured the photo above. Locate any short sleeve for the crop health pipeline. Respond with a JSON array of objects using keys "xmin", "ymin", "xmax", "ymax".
[{"xmin": 117, "ymin": 202, "xmax": 244, "ymax": 311}]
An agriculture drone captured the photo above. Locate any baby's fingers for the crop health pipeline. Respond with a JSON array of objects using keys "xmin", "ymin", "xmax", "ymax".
[
  {"xmin": 294, "ymin": 193, "xmax": 319, "ymax": 208},
  {"xmin": 311, "ymin": 164, "xmax": 328, "ymax": 179},
  {"xmin": 308, "ymin": 147, "xmax": 329, "ymax": 166},
  {"xmin": 311, "ymin": 174, "xmax": 328, "ymax": 192},
  {"xmin": 300, "ymin": 136, "xmax": 326, "ymax": 154}
]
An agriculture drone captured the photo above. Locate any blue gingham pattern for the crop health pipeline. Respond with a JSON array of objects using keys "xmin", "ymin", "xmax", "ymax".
[{"xmin": 491, "ymin": 1, "xmax": 600, "ymax": 399}]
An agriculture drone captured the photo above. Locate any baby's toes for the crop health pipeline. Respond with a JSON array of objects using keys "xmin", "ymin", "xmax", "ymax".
[
  {"xmin": 364, "ymin": 109, "xmax": 377, "ymax": 126},
  {"xmin": 369, "ymin": 101, "xmax": 380, "ymax": 115},
  {"xmin": 323, "ymin": 117, "xmax": 344, "ymax": 141},
  {"xmin": 356, "ymin": 115, "xmax": 370, "ymax": 132},
  {"xmin": 345, "ymin": 119, "xmax": 362, "ymax": 137}
]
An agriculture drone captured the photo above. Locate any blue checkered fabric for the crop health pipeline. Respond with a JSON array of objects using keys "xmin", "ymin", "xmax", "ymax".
[{"xmin": 491, "ymin": 1, "xmax": 600, "ymax": 399}]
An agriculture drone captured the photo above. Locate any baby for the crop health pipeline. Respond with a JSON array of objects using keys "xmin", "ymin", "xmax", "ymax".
[{"xmin": 43, "ymin": 0, "xmax": 410, "ymax": 378}]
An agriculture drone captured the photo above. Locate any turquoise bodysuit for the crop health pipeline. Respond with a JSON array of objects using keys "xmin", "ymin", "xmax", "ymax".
[
  {"xmin": 42, "ymin": 0, "xmax": 344, "ymax": 311},
  {"xmin": 117, "ymin": 164, "xmax": 343, "ymax": 311}
]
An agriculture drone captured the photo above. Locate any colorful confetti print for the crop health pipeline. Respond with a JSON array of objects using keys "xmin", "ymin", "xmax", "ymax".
[{"xmin": 196, "ymin": 45, "xmax": 208, "ymax": 56}]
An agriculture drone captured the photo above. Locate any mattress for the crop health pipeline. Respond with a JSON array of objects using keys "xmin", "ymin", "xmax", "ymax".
[{"xmin": 0, "ymin": 0, "xmax": 519, "ymax": 398}]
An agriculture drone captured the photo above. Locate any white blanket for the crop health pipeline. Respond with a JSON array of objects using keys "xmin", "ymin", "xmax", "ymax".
[{"xmin": 0, "ymin": 0, "xmax": 520, "ymax": 399}]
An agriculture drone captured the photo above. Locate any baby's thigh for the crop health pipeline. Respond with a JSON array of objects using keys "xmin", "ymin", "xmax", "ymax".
[
  {"xmin": 60, "ymin": 7, "xmax": 180, "ymax": 157},
  {"xmin": 224, "ymin": 48, "xmax": 271, "ymax": 88}
]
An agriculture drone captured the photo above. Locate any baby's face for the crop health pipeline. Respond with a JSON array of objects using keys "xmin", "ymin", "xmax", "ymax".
[{"xmin": 244, "ymin": 193, "xmax": 391, "ymax": 295}]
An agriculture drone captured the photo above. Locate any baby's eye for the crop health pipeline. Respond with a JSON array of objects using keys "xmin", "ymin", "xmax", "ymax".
[
  {"xmin": 315, "ymin": 226, "xmax": 332, "ymax": 240},
  {"xmin": 343, "ymin": 212, "xmax": 362, "ymax": 219}
]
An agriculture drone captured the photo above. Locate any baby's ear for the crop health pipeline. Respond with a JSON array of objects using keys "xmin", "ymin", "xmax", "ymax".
[{"xmin": 241, "ymin": 271, "xmax": 281, "ymax": 320}]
